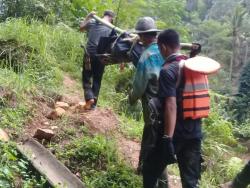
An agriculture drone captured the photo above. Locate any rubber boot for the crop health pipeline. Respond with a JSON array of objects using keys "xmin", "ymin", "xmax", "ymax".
[
  {"xmin": 157, "ymin": 169, "xmax": 168, "ymax": 188},
  {"xmin": 83, "ymin": 99, "xmax": 95, "ymax": 110}
]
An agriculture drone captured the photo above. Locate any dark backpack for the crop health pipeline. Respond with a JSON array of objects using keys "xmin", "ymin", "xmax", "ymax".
[
  {"xmin": 111, "ymin": 32, "xmax": 144, "ymax": 67},
  {"xmin": 97, "ymin": 29, "xmax": 117, "ymax": 54},
  {"xmin": 96, "ymin": 32, "xmax": 144, "ymax": 67}
]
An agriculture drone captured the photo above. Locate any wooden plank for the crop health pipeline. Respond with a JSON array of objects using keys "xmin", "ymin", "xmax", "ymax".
[{"xmin": 17, "ymin": 138, "xmax": 85, "ymax": 188}]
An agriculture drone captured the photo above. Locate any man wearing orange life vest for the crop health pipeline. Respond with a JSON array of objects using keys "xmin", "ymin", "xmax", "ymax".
[{"xmin": 157, "ymin": 29, "xmax": 203, "ymax": 188}]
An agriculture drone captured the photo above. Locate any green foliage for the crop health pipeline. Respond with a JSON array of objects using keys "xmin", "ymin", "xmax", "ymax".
[
  {"xmin": 0, "ymin": 19, "xmax": 84, "ymax": 134},
  {"xmin": 200, "ymin": 113, "xmax": 244, "ymax": 187},
  {"xmin": 0, "ymin": 0, "xmax": 73, "ymax": 24},
  {"xmin": 207, "ymin": 0, "xmax": 239, "ymax": 21},
  {"xmin": 0, "ymin": 0, "xmax": 49, "ymax": 21},
  {"xmin": 200, "ymin": 157, "xmax": 244, "ymax": 187},
  {"xmin": 192, "ymin": 20, "xmax": 232, "ymax": 92},
  {"xmin": 197, "ymin": 92, "xmax": 245, "ymax": 187},
  {"xmin": 119, "ymin": 113, "xmax": 143, "ymax": 140},
  {"xmin": 231, "ymin": 5, "xmax": 248, "ymax": 32},
  {"xmin": 0, "ymin": 19, "xmax": 86, "ymax": 185},
  {"xmin": 56, "ymin": 134, "xmax": 142, "ymax": 188},
  {"xmin": 239, "ymin": 61, "xmax": 250, "ymax": 95},
  {"xmin": 70, "ymin": 0, "xmax": 146, "ymax": 28},
  {"xmin": 100, "ymin": 66, "xmax": 143, "ymax": 120},
  {"xmin": 0, "ymin": 105, "xmax": 28, "ymax": 133},
  {"xmin": 0, "ymin": 1, "xmax": 249, "ymax": 187},
  {"xmin": 144, "ymin": 0, "xmax": 190, "ymax": 40},
  {"xmin": 0, "ymin": 18, "xmax": 84, "ymax": 91},
  {"xmin": 99, "ymin": 65, "xmax": 144, "ymax": 139},
  {"xmin": 203, "ymin": 111, "xmax": 237, "ymax": 146},
  {"xmin": 231, "ymin": 61, "xmax": 250, "ymax": 121},
  {"xmin": 189, "ymin": 0, "xmax": 250, "ymax": 94},
  {"xmin": 234, "ymin": 119, "xmax": 250, "ymax": 139}
]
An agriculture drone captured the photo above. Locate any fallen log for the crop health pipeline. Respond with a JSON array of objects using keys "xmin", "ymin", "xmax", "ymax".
[{"xmin": 17, "ymin": 137, "xmax": 85, "ymax": 188}]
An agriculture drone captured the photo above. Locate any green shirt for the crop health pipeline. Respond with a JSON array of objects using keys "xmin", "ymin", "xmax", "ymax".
[{"xmin": 130, "ymin": 43, "xmax": 164, "ymax": 105}]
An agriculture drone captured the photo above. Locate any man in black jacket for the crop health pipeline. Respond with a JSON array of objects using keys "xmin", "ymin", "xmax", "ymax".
[
  {"xmin": 80, "ymin": 10, "xmax": 115, "ymax": 110},
  {"xmin": 157, "ymin": 29, "xmax": 203, "ymax": 188}
]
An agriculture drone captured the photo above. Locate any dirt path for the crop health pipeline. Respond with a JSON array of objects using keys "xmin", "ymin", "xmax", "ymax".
[{"xmin": 24, "ymin": 74, "xmax": 181, "ymax": 188}]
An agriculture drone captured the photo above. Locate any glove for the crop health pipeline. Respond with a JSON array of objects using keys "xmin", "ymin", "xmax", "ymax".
[
  {"xmin": 161, "ymin": 136, "xmax": 177, "ymax": 165},
  {"xmin": 190, "ymin": 43, "xmax": 201, "ymax": 57},
  {"xmin": 98, "ymin": 54, "xmax": 110, "ymax": 65}
]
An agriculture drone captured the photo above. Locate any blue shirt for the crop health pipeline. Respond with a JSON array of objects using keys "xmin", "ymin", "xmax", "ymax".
[{"xmin": 130, "ymin": 43, "xmax": 164, "ymax": 104}]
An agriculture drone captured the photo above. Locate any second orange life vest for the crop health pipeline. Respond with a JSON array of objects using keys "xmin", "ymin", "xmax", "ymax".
[
  {"xmin": 182, "ymin": 67, "xmax": 210, "ymax": 119},
  {"xmin": 167, "ymin": 55, "xmax": 210, "ymax": 120}
]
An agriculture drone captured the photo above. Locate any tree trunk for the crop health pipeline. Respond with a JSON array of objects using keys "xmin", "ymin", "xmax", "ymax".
[
  {"xmin": 231, "ymin": 34, "xmax": 246, "ymax": 95},
  {"xmin": 204, "ymin": 0, "xmax": 214, "ymax": 9},
  {"xmin": 186, "ymin": 0, "xmax": 198, "ymax": 12},
  {"xmin": 244, "ymin": 41, "xmax": 249, "ymax": 66}
]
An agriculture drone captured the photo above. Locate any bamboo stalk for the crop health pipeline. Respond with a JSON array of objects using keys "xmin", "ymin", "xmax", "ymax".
[
  {"xmin": 92, "ymin": 15, "xmax": 193, "ymax": 49},
  {"xmin": 92, "ymin": 15, "xmax": 125, "ymax": 34}
]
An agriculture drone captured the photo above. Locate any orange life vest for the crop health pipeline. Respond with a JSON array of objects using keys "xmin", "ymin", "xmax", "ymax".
[
  {"xmin": 182, "ymin": 68, "xmax": 210, "ymax": 119},
  {"xmin": 166, "ymin": 55, "xmax": 210, "ymax": 120}
]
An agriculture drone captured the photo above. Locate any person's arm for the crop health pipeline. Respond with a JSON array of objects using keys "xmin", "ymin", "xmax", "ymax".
[
  {"xmin": 129, "ymin": 60, "xmax": 148, "ymax": 105},
  {"xmin": 158, "ymin": 67, "xmax": 178, "ymax": 164},
  {"xmin": 79, "ymin": 11, "xmax": 96, "ymax": 32},
  {"xmin": 158, "ymin": 66, "xmax": 178, "ymax": 138},
  {"xmin": 164, "ymin": 97, "xmax": 177, "ymax": 137}
]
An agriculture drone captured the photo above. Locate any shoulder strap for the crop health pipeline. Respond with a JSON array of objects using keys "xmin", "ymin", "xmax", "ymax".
[
  {"xmin": 163, "ymin": 54, "xmax": 187, "ymax": 88},
  {"xmin": 176, "ymin": 60, "xmax": 185, "ymax": 88}
]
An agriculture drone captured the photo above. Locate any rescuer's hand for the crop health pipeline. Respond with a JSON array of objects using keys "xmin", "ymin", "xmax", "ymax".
[
  {"xmin": 99, "ymin": 55, "xmax": 109, "ymax": 65},
  {"xmin": 162, "ymin": 136, "xmax": 177, "ymax": 165},
  {"xmin": 190, "ymin": 43, "xmax": 201, "ymax": 57},
  {"xmin": 86, "ymin": 11, "xmax": 96, "ymax": 20}
]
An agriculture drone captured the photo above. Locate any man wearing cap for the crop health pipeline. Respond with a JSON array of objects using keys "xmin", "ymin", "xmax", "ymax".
[
  {"xmin": 128, "ymin": 17, "xmax": 168, "ymax": 188},
  {"xmin": 80, "ymin": 10, "xmax": 115, "ymax": 110}
]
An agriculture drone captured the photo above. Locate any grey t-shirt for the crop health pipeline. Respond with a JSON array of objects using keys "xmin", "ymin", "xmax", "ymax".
[{"xmin": 85, "ymin": 19, "xmax": 112, "ymax": 55}]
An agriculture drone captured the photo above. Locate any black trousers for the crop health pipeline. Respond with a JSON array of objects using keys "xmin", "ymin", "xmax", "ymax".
[
  {"xmin": 175, "ymin": 139, "xmax": 202, "ymax": 188},
  {"xmin": 141, "ymin": 122, "xmax": 168, "ymax": 188},
  {"xmin": 232, "ymin": 160, "xmax": 250, "ymax": 188},
  {"xmin": 143, "ymin": 138, "xmax": 202, "ymax": 188},
  {"xmin": 82, "ymin": 55, "xmax": 105, "ymax": 105},
  {"xmin": 139, "ymin": 99, "xmax": 168, "ymax": 188}
]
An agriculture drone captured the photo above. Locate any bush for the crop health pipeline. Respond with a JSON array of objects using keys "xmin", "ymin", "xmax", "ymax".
[{"xmin": 56, "ymin": 135, "xmax": 142, "ymax": 188}]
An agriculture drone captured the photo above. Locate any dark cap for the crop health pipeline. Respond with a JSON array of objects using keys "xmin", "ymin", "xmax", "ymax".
[{"xmin": 103, "ymin": 10, "xmax": 115, "ymax": 17}]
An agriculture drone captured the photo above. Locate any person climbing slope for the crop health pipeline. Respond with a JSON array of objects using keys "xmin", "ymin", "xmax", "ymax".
[
  {"xmin": 80, "ymin": 10, "xmax": 115, "ymax": 110},
  {"xmin": 128, "ymin": 17, "xmax": 168, "ymax": 188}
]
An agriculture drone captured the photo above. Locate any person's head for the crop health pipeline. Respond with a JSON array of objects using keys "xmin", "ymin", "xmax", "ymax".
[
  {"xmin": 157, "ymin": 29, "xmax": 180, "ymax": 58},
  {"xmin": 103, "ymin": 10, "xmax": 115, "ymax": 23},
  {"xmin": 134, "ymin": 17, "xmax": 160, "ymax": 46},
  {"xmin": 138, "ymin": 32, "xmax": 158, "ymax": 45}
]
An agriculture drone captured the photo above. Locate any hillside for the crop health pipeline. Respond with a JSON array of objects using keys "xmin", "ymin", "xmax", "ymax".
[{"xmin": 0, "ymin": 0, "xmax": 250, "ymax": 187}]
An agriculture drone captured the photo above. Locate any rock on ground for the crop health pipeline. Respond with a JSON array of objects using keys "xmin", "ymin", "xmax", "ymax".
[
  {"xmin": 33, "ymin": 128, "xmax": 55, "ymax": 140},
  {"xmin": 47, "ymin": 107, "xmax": 66, "ymax": 120},
  {"xmin": 55, "ymin": 102, "xmax": 69, "ymax": 110},
  {"xmin": 0, "ymin": 128, "xmax": 9, "ymax": 142},
  {"xmin": 82, "ymin": 108, "xmax": 119, "ymax": 134}
]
